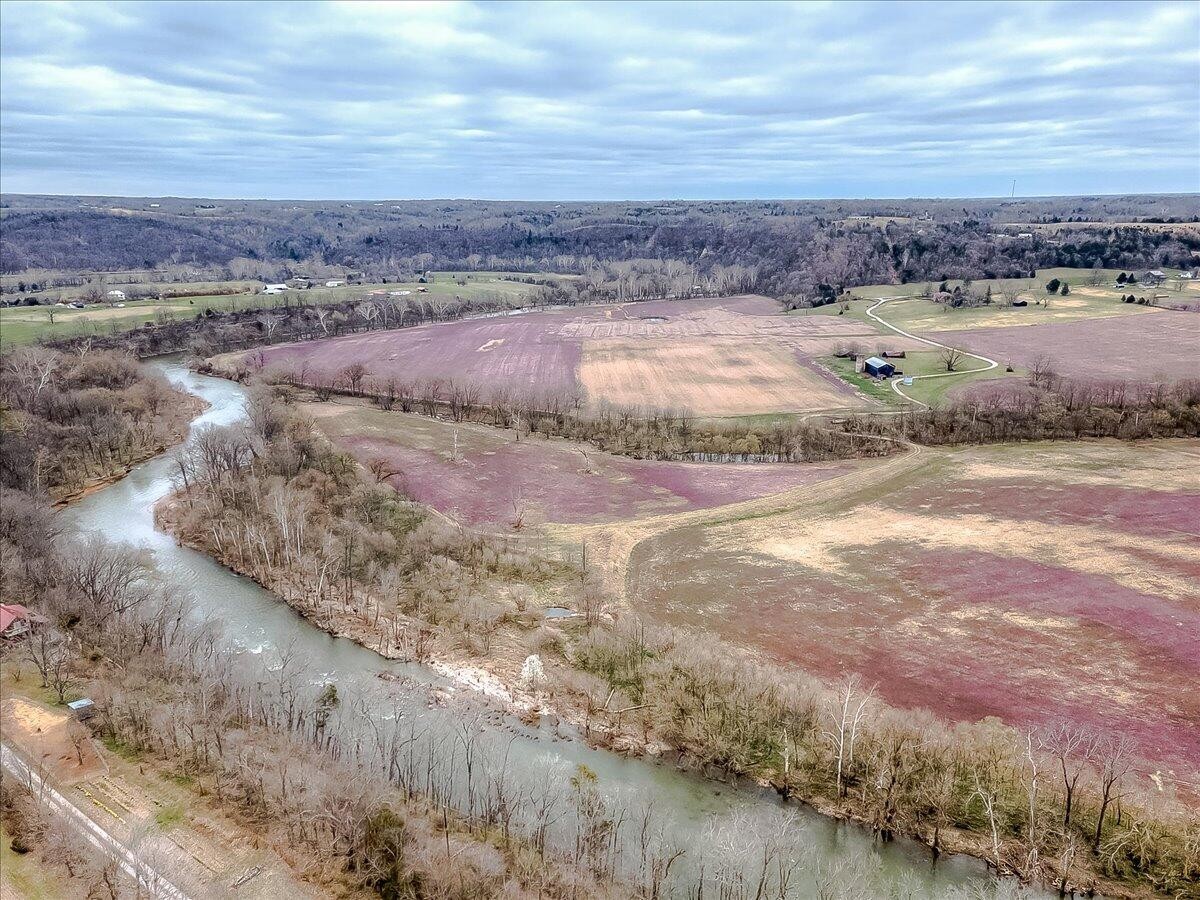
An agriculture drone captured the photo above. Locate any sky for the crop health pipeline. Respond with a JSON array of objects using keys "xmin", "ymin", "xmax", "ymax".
[{"xmin": 1, "ymin": 0, "xmax": 1198, "ymax": 200}]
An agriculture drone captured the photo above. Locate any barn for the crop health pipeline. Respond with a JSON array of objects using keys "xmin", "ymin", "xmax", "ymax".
[{"xmin": 864, "ymin": 356, "xmax": 895, "ymax": 378}]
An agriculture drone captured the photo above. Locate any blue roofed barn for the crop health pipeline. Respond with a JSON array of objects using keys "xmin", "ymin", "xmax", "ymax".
[{"xmin": 864, "ymin": 356, "xmax": 895, "ymax": 378}]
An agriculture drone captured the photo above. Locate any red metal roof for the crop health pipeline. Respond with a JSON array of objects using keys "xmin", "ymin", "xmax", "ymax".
[{"xmin": 0, "ymin": 604, "xmax": 30, "ymax": 634}]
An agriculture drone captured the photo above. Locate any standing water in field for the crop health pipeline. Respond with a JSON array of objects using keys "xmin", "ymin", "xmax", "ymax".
[{"xmin": 58, "ymin": 355, "xmax": 1036, "ymax": 898}]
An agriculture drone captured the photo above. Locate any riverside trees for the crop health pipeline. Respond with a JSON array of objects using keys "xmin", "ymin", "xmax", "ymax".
[{"xmin": 0, "ymin": 347, "xmax": 196, "ymax": 496}]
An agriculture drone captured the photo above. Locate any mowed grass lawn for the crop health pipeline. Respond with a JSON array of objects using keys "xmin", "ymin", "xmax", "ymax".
[
  {"xmin": 0, "ymin": 271, "xmax": 548, "ymax": 349},
  {"xmin": 823, "ymin": 350, "xmax": 1021, "ymax": 408}
]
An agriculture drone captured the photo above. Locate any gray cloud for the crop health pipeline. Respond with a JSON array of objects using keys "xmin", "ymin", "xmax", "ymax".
[{"xmin": 1, "ymin": 0, "xmax": 1197, "ymax": 199}]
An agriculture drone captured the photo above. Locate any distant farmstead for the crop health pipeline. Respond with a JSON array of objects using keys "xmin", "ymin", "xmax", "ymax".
[
  {"xmin": 325, "ymin": 279, "xmax": 346, "ymax": 287},
  {"xmin": 864, "ymin": 356, "xmax": 895, "ymax": 378},
  {"xmin": 106, "ymin": 289, "xmax": 126, "ymax": 301},
  {"xmin": 263, "ymin": 284, "xmax": 289, "ymax": 295}
]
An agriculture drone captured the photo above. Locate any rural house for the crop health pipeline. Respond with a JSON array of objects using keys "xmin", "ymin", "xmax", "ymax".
[
  {"xmin": 106, "ymin": 289, "xmax": 126, "ymax": 301},
  {"xmin": 263, "ymin": 283, "xmax": 289, "ymax": 295},
  {"xmin": 864, "ymin": 356, "xmax": 896, "ymax": 378},
  {"xmin": 0, "ymin": 603, "xmax": 38, "ymax": 640}
]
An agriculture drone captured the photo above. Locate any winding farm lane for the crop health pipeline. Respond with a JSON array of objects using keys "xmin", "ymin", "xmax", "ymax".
[{"xmin": 865, "ymin": 298, "xmax": 999, "ymax": 408}]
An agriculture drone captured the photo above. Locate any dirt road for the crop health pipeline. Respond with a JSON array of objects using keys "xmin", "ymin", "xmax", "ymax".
[
  {"xmin": 553, "ymin": 440, "xmax": 933, "ymax": 600},
  {"xmin": 1, "ymin": 743, "xmax": 191, "ymax": 900},
  {"xmin": 865, "ymin": 297, "xmax": 999, "ymax": 408}
]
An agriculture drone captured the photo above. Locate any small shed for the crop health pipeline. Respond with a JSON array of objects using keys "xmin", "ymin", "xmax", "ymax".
[
  {"xmin": 863, "ymin": 356, "xmax": 895, "ymax": 378},
  {"xmin": 67, "ymin": 698, "xmax": 96, "ymax": 721},
  {"xmin": 263, "ymin": 284, "xmax": 289, "ymax": 295}
]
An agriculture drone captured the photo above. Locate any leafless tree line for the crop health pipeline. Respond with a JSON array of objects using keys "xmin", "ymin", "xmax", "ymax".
[
  {"xmin": 565, "ymin": 624, "xmax": 1199, "ymax": 896},
  {"xmin": 0, "ymin": 346, "xmax": 196, "ymax": 496},
  {"xmin": 1, "ymin": 485, "xmax": 1041, "ymax": 899},
  {"xmin": 241, "ymin": 363, "xmax": 894, "ymax": 465},
  {"xmin": 845, "ymin": 373, "xmax": 1200, "ymax": 445}
]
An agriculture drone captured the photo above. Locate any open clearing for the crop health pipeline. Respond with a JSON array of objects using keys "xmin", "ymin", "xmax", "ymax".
[
  {"xmin": 311, "ymin": 401, "xmax": 853, "ymax": 526},
  {"xmin": 258, "ymin": 295, "xmax": 900, "ymax": 416},
  {"xmin": 1, "ymin": 696, "xmax": 107, "ymax": 784},
  {"xmin": 625, "ymin": 439, "xmax": 1200, "ymax": 786}
]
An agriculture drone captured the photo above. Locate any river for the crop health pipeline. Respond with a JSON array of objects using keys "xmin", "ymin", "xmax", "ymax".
[{"xmin": 58, "ymin": 356, "xmax": 1026, "ymax": 898}]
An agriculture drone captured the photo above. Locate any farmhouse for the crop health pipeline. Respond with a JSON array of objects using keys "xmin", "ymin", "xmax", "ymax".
[
  {"xmin": 863, "ymin": 356, "xmax": 895, "ymax": 378},
  {"xmin": 0, "ymin": 603, "xmax": 35, "ymax": 640},
  {"xmin": 106, "ymin": 289, "xmax": 126, "ymax": 301},
  {"xmin": 325, "ymin": 279, "xmax": 346, "ymax": 287},
  {"xmin": 263, "ymin": 283, "xmax": 289, "ymax": 295}
]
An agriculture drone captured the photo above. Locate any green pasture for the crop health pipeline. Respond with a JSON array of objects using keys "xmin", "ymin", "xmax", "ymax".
[{"xmin": 0, "ymin": 271, "xmax": 552, "ymax": 349}]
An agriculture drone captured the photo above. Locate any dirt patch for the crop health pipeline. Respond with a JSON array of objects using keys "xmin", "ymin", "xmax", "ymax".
[{"xmin": 0, "ymin": 697, "xmax": 106, "ymax": 784}]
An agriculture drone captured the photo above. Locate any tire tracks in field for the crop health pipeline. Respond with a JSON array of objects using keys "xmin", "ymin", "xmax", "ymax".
[
  {"xmin": 864, "ymin": 297, "xmax": 999, "ymax": 408},
  {"xmin": 552, "ymin": 439, "xmax": 934, "ymax": 602}
]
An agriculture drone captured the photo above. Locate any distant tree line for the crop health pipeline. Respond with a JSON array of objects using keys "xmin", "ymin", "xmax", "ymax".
[{"xmin": 4, "ymin": 200, "xmax": 1198, "ymax": 311}]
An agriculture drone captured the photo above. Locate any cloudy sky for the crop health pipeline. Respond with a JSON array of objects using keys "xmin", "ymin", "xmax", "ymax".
[{"xmin": 1, "ymin": 0, "xmax": 1197, "ymax": 200}]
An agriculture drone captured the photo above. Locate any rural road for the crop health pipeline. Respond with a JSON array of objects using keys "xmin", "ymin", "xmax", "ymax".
[
  {"xmin": 865, "ymin": 297, "xmax": 999, "ymax": 408},
  {"xmin": 0, "ymin": 743, "xmax": 192, "ymax": 900}
]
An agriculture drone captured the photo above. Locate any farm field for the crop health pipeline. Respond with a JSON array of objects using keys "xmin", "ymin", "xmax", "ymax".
[
  {"xmin": 0, "ymin": 271, "xmax": 546, "ymax": 348},
  {"xmin": 254, "ymin": 295, "xmax": 905, "ymax": 416},
  {"xmin": 938, "ymin": 311, "xmax": 1200, "ymax": 382},
  {"xmin": 310, "ymin": 401, "xmax": 855, "ymax": 527},
  {"xmin": 624, "ymin": 439, "xmax": 1200, "ymax": 788}
]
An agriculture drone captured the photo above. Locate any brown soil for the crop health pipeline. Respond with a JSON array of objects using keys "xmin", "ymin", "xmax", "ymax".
[{"xmin": 0, "ymin": 697, "xmax": 106, "ymax": 785}]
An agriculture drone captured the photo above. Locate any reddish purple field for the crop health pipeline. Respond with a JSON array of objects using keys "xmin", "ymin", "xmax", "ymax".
[
  {"xmin": 935, "ymin": 311, "xmax": 1200, "ymax": 381},
  {"xmin": 884, "ymin": 476, "xmax": 1200, "ymax": 541},
  {"xmin": 250, "ymin": 295, "xmax": 876, "ymax": 413},
  {"xmin": 262, "ymin": 315, "xmax": 584, "ymax": 399},
  {"xmin": 346, "ymin": 437, "xmax": 848, "ymax": 526},
  {"xmin": 629, "ymin": 446, "xmax": 1200, "ymax": 782}
]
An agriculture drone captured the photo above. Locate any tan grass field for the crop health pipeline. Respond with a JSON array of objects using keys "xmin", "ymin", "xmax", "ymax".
[{"xmin": 579, "ymin": 337, "xmax": 862, "ymax": 415}]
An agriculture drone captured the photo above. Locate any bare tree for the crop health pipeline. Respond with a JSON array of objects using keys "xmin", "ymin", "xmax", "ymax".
[
  {"xmin": 939, "ymin": 346, "xmax": 963, "ymax": 372},
  {"xmin": 1092, "ymin": 733, "xmax": 1135, "ymax": 851},
  {"xmin": 1041, "ymin": 723, "xmax": 1093, "ymax": 829},
  {"xmin": 823, "ymin": 674, "xmax": 873, "ymax": 797}
]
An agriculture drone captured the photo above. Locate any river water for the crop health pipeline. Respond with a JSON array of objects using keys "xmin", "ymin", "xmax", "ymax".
[{"xmin": 58, "ymin": 356, "xmax": 1025, "ymax": 898}]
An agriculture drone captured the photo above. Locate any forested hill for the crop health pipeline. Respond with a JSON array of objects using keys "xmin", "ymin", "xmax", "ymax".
[{"xmin": 2, "ymin": 194, "xmax": 1197, "ymax": 292}]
